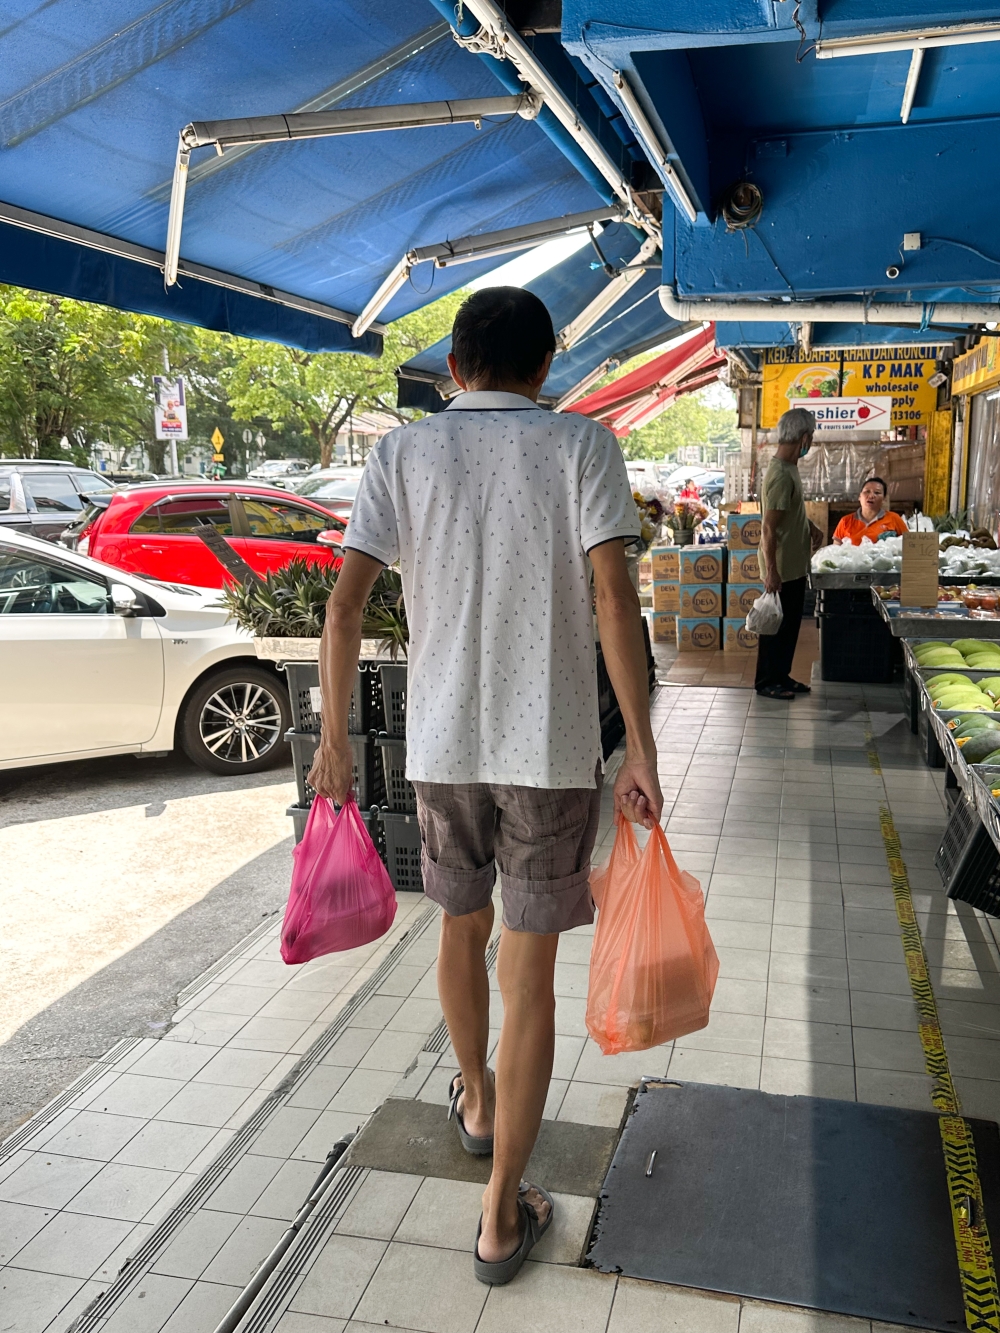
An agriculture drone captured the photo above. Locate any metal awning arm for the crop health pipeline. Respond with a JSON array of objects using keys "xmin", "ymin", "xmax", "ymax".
[
  {"xmin": 351, "ymin": 204, "xmax": 628, "ymax": 338},
  {"xmin": 164, "ymin": 94, "xmax": 541, "ymax": 289}
]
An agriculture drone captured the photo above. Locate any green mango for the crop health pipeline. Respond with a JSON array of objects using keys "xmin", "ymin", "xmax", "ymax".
[
  {"xmin": 965, "ymin": 654, "xmax": 1000, "ymax": 666},
  {"xmin": 977, "ymin": 676, "xmax": 1000, "ymax": 697},
  {"xmin": 953, "ymin": 718, "xmax": 1000, "ymax": 739},
  {"xmin": 921, "ymin": 651, "xmax": 970, "ymax": 668},
  {"xmin": 926, "ymin": 673, "xmax": 974, "ymax": 688},
  {"xmin": 953, "ymin": 639, "xmax": 989, "ymax": 654},
  {"xmin": 933, "ymin": 686, "xmax": 990, "ymax": 704},
  {"xmin": 957, "ymin": 731, "xmax": 1000, "ymax": 762},
  {"xmin": 980, "ymin": 751, "xmax": 1000, "ymax": 765}
]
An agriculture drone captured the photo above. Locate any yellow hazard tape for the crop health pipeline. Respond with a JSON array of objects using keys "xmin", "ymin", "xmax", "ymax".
[{"xmin": 866, "ymin": 725, "xmax": 1000, "ymax": 1331}]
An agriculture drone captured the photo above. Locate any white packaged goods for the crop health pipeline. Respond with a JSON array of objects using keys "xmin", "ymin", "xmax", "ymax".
[{"xmin": 746, "ymin": 591, "xmax": 783, "ymax": 635}]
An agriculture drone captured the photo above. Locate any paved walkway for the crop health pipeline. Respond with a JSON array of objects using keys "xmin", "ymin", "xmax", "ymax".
[{"xmin": 3, "ymin": 679, "xmax": 998, "ymax": 1332}]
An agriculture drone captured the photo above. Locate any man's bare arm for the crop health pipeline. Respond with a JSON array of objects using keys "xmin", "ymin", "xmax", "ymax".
[
  {"xmin": 590, "ymin": 540, "xmax": 663, "ymax": 829},
  {"xmin": 308, "ymin": 549, "xmax": 384, "ymax": 804},
  {"xmin": 761, "ymin": 510, "xmax": 782, "ymax": 594}
]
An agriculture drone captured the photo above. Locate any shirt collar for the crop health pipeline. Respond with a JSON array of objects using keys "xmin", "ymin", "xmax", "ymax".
[
  {"xmin": 444, "ymin": 390, "xmax": 545, "ymax": 412},
  {"xmin": 857, "ymin": 508, "xmax": 889, "ymax": 525}
]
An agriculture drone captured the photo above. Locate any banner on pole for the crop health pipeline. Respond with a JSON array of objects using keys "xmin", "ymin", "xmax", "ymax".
[{"xmin": 153, "ymin": 377, "xmax": 188, "ymax": 440}]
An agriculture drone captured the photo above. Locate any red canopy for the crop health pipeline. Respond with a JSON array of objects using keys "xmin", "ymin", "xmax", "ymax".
[{"xmin": 564, "ymin": 324, "xmax": 725, "ymax": 437}]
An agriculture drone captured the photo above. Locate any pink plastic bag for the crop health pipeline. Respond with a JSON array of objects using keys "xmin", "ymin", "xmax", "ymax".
[
  {"xmin": 280, "ymin": 795, "xmax": 397, "ymax": 964},
  {"xmin": 586, "ymin": 818, "xmax": 719, "ymax": 1054}
]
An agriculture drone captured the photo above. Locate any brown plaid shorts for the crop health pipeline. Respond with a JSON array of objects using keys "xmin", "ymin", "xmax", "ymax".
[{"xmin": 412, "ymin": 767, "xmax": 603, "ymax": 934}]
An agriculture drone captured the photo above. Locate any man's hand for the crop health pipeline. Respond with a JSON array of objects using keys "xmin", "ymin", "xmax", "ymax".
[
  {"xmin": 307, "ymin": 738, "xmax": 354, "ymax": 806},
  {"xmin": 764, "ymin": 567, "xmax": 782, "ymax": 595},
  {"xmin": 809, "ymin": 519, "xmax": 824, "ymax": 553},
  {"xmin": 613, "ymin": 754, "xmax": 663, "ymax": 830}
]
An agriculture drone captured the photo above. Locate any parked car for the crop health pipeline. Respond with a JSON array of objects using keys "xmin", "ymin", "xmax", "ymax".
[
  {"xmin": 247, "ymin": 459, "xmax": 311, "ymax": 484},
  {"xmin": 60, "ymin": 481, "xmax": 346, "ymax": 588},
  {"xmin": 290, "ymin": 470, "xmax": 362, "ymax": 520},
  {"xmin": 0, "ymin": 459, "xmax": 114, "ymax": 543},
  {"xmin": 0, "ymin": 529, "xmax": 292, "ymax": 774}
]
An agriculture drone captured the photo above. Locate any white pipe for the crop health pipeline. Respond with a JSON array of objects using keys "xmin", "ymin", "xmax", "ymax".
[
  {"xmin": 658, "ymin": 288, "xmax": 1000, "ymax": 325},
  {"xmin": 454, "ymin": 0, "xmax": 661, "ymax": 244},
  {"xmin": 612, "ymin": 72, "xmax": 697, "ymax": 223},
  {"xmin": 900, "ymin": 46, "xmax": 924, "ymax": 123},
  {"xmin": 816, "ymin": 22, "xmax": 1000, "ymax": 58}
]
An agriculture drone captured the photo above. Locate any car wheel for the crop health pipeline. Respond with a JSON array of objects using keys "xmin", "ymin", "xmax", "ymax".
[{"xmin": 179, "ymin": 666, "xmax": 290, "ymax": 775}]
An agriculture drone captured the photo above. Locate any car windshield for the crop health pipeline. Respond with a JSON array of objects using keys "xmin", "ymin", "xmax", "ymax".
[{"xmin": 301, "ymin": 479, "xmax": 359, "ymax": 500}]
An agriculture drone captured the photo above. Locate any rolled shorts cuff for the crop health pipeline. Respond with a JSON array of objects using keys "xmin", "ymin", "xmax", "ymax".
[
  {"xmin": 500, "ymin": 868, "xmax": 595, "ymax": 935},
  {"xmin": 420, "ymin": 850, "xmax": 496, "ymax": 918}
]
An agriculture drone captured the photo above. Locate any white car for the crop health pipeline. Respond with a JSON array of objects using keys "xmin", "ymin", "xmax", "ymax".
[{"xmin": 0, "ymin": 529, "xmax": 292, "ymax": 775}]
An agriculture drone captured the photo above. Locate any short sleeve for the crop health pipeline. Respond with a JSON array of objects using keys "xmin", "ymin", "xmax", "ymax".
[
  {"xmin": 765, "ymin": 468, "xmax": 793, "ymax": 511},
  {"xmin": 342, "ymin": 444, "xmax": 399, "ymax": 566},
  {"xmin": 832, "ymin": 516, "xmax": 850, "ymax": 542},
  {"xmin": 579, "ymin": 425, "xmax": 641, "ymax": 553}
]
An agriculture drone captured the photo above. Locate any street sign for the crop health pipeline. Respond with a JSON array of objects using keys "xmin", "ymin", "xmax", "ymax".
[
  {"xmin": 153, "ymin": 377, "xmax": 187, "ymax": 440},
  {"xmin": 242, "ymin": 429, "xmax": 253, "ymax": 444},
  {"xmin": 211, "ymin": 427, "xmax": 225, "ymax": 448},
  {"xmin": 798, "ymin": 396, "xmax": 892, "ymax": 434}
]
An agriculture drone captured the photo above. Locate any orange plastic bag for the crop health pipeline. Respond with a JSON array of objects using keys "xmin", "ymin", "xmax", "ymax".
[{"xmin": 586, "ymin": 818, "xmax": 719, "ymax": 1054}]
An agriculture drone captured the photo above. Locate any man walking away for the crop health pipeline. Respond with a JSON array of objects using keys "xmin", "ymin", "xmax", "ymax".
[
  {"xmin": 307, "ymin": 287, "xmax": 663, "ymax": 1285},
  {"xmin": 756, "ymin": 406, "xmax": 822, "ymax": 700}
]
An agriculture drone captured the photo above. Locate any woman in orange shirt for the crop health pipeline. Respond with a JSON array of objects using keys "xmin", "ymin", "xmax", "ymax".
[{"xmin": 832, "ymin": 477, "xmax": 909, "ymax": 544}]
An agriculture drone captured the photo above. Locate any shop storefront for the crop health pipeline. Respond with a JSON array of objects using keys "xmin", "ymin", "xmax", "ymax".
[{"xmin": 954, "ymin": 340, "xmax": 1000, "ymax": 535}]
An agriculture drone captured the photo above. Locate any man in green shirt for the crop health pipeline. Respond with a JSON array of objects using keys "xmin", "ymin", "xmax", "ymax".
[{"xmin": 756, "ymin": 406, "xmax": 822, "ymax": 700}]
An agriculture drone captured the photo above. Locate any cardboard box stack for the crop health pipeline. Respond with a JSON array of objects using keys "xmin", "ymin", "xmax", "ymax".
[
  {"xmin": 678, "ymin": 544, "xmax": 726, "ymax": 651},
  {"xmin": 650, "ymin": 545, "xmax": 680, "ymax": 643}
]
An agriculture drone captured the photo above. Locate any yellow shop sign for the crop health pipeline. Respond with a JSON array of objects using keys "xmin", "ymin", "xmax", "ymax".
[
  {"xmin": 953, "ymin": 339, "xmax": 1000, "ymax": 395},
  {"xmin": 761, "ymin": 346, "xmax": 940, "ymax": 429}
]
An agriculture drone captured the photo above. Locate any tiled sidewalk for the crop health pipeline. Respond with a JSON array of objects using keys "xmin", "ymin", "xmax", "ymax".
[{"xmin": 3, "ymin": 679, "xmax": 999, "ymax": 1332}]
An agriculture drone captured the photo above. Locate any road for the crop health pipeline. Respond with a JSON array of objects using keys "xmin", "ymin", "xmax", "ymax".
[{"xmin": 0, "ymin": 750, "xmax": 299, "ymax": 1141}]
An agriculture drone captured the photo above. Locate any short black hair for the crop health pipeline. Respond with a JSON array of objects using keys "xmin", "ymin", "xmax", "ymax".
[
  {"xmin": 862, "ymin": 476, "xmax": 888, "ymax": 496},
  {"xmin": 451, "ymin": 287, "xmax": 556, "ymax": 388}
]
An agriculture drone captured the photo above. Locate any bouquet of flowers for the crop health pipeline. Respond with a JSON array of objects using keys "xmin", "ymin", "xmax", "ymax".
[
  {"xmin": 671, "ymin": 497, "xmax": 709, "ymax": 534},
  {"xmin": 632, "ymin": 491, "xmax": 667, "ymax": 550}
]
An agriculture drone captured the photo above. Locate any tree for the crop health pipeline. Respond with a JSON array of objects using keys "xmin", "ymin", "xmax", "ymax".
[
  {"xmin": 621, "ymin": 385, "xmax": 739, "ymax": 461},
  {"xmin": 221, "ymin": 291, "xmax": 466, "ymax": 468}
]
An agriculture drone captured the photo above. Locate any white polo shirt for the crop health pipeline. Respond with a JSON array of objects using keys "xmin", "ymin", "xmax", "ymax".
[{"xmin": 344, "ymin": 390, "xmax": 639, "ymax": 789}]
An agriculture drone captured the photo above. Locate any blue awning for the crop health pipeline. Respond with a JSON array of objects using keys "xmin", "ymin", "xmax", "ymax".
[
  {"xmin": 714, "ymin": 322, "xmax": 957, "ymax": 352},
  {"xmin": 397, "ymin": 220, "xmax": 689, "ymax": 408},
  {"xmin": 0, "ymin": 2, "xmax": 602, "ymax": 350}
]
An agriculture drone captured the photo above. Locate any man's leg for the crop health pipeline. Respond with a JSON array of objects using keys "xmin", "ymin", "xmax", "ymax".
[
  {"xmin": 478, "ymin": 926, "xmax": 558, "ymax": 1262},
  {"xmin": 413, "ymin": 781, "xmax": 499, "ymax": 1140},
  {"xmin": 776, "ymin": 575, "xmax": 807, "ymax": 683},
  {"xmin": 437, "ymin": 904, "xmax": 495, "ymax": 1138}
]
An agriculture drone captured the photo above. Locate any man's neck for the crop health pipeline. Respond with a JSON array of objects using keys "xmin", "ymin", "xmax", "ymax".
[
  {"xmin": 774, "ymin": 442, "xmax": 800, "ymax": 464},
  {"xmin": 459, "ymin": 380, "xmax": 540, "ymax": 402}
]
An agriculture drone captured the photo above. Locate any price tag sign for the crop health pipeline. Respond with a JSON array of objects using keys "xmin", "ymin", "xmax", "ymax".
[{"xmin": 900, "ymin": 531, "xmax": 939, "ymax": 608}]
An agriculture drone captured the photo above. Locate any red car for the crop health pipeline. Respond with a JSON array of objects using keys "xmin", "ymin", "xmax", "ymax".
[{"xmin": 63, "ymin": 481, "xmax": 346, "ymax": 587}]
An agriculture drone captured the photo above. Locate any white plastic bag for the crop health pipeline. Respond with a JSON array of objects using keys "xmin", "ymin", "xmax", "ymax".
[{"xmin": 746, "ymin": 590, "xmax": 783, "ymax": 636}]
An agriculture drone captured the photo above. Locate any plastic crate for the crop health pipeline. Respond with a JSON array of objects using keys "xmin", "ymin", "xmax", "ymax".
[
  {"xmin": 819, "ymin": 613, "xmax": 896, "ymax": 684},
  {"xmin": 642, "ymin": 617, "xmax": 656, "ymax": 689},
  {"xmin": 381, "ymin": 810, "xmax": 424, "ymax": 892},
  {"xmin": 286, "ymin": 802, "xmax": 384, "ymax": 856},
  {"xmin": 596, "ymin": 647, "xmax": 614, "ymax": 719},
  {"xmin": 376, "ymin": 734, "xmax": 417, "ymax": 813},
  {"xmin": 936, "ymin": 795, "xmax": 1000, "ymax": 914},
  {"xmin": 817, "ymin": 587, "xmax": 880, "ymax": 618},
  {"xmin": 283, "ymin": 661, "xmax": 383, "ymax": 734},
  {"xmin": 917, "ymin": 700, "xmax": 946, "ymax": 769},
  {"xmin": 903, "ymin": 668, "xmax": 919, "ymax": 735},
  {"xmin": 378, "ymin": 663, "xmax": 408, "ymax": 737},
  {"xmin": 288, "ymin": 730, "xmax": 385, "ymax": 809}
]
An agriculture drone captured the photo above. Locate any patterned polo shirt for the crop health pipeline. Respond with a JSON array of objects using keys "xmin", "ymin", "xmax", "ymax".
[{"xmin": 344, "ymin": 390, "xmax": 639, "ymax": 788}]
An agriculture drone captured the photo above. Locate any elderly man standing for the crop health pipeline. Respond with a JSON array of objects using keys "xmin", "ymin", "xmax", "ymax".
[{"xmin": 755, "ymin": 406, "xmax": 823, "ymax": 700}]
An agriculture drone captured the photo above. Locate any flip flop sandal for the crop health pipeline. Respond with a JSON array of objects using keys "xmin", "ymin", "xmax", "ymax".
[
  {"xmin": 473, "ymin": 1181, "xmax": 555, "ymax": 1286},
  {"xmin": 784, "ymin": 680, "xmax": 811, "ymax": 694},
  {"xmin": 756, "ymin": 684, "xmax": 796, "ymax": 700},
  {"xmin": 448, "ymin": 1072, "xmax": 494, "ymax": 1156}
]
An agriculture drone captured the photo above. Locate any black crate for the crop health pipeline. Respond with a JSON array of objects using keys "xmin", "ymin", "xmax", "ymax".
[
  {"xmin": 288, "ymin": 730, "xmax": 385, "ymax": 809},
  {"xmin": 936, "ymin": 796, "xmax": 1000, "ymax": 914},
  {"xmin": 601, "ymin": 706, "xmax": 626, "ymax": 760},
  {"xmin": 379, "ymin": 663, "xmax": 408, "ymax": 737},
  {"xmin": 817, "ymin": 587, "xmax": 880, "ymax": 618},
  {"xmin": 285, "ymin": 802, "xmax": 384, "ymax": 859},
  {"xmin": 596, "ymin": 646, "xmax": 614, "ymax": 719},
  {"xmin": 283, "ymin": 661, "xmax": 383, "ymax": 735},
  {"xmin": 642, "ymin": 617, "xmax": 656, "ymax": 690},
  {"xmin": 917, "ymin": 702, "xmax": 946, "ymax": 769},
  {"xmin": 381, "ymin": 810, "xmax": 424, "ymax": 893},
  {"xmin": 376, "ymin": 734, "xmax": 417, "ymax": 813},
  {"xmin": 819, "ymin": 613, "xmax": 895, "ymax": 684},
  {"xmin": 902, "ymin": 668, "xmax": 919, "ymax": 735}
]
